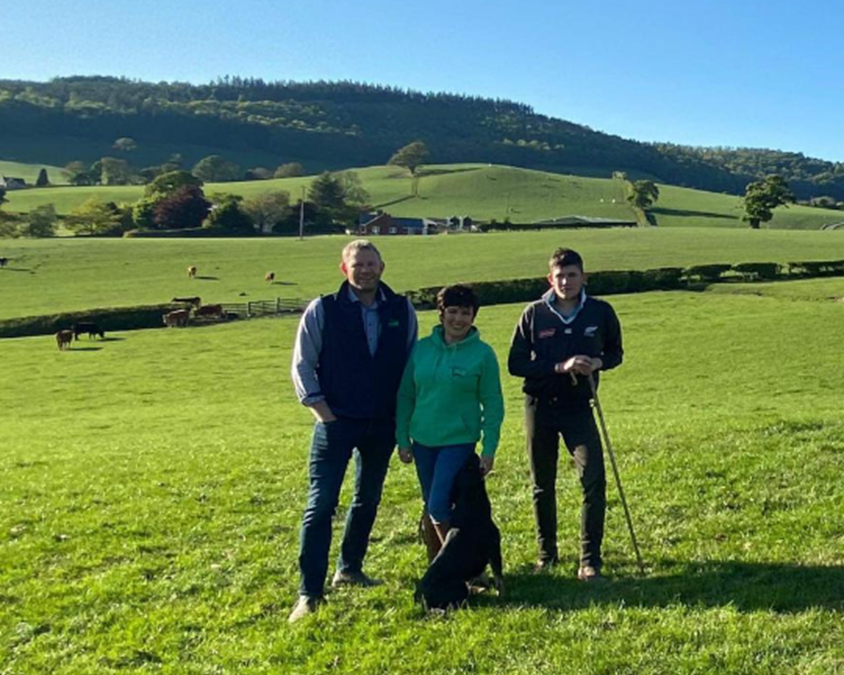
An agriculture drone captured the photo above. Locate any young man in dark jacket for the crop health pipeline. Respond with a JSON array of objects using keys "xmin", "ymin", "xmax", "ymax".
[{"xmin": 508, "ymin": 248, "xmax": 623, "ymax": 581}]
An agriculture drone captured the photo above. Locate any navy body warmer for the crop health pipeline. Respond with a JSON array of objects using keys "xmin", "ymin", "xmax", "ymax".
[{"xmin": 317, "ymin": 281, "xmax": 410, "ymax": 420}]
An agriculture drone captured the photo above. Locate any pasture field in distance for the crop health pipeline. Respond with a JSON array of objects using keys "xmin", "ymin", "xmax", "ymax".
[
  {"xmin": 0, "ymin": 160, "xmax": 68, "ymax": 186},
  {"xmin": 3, "ymin": 228, "xmax": 844, "ymax": 320},
  {"xmin": 4, "ymin": 163, "xmax": 843, "ymax": 230},
  {"xmin": 1, "ymin": 279, "xmax": 843, "ymax": 674}
]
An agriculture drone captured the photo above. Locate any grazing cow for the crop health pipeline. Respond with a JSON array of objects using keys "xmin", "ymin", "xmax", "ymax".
[
  {"xmin": 187, "ymin": 265, "xmax": 197, "ymax": 279},
  {"xmin": 194, "ymin": 304, "xmax": 223, "ymax": 319},
  {"xmin": 0, "ymin": 257, "xmax": 8, "ymax": 268},
  {"xmin": 55, "ymin": 330, "xmax": 74, "ymax": 350},
  {"xmin": 172, "ymin": 296, "xmax": 202, "ymax": 308},
  {"xmin": 163, "ymin": 309, "xmax": 190, "ymax": 327},
  {"xmin": 265, "ymin": 272, "xmax": 275, "ymax": 283},
  {"xmin": 72, "ymin": 322, "xmax": 105, "ymax": 340}
]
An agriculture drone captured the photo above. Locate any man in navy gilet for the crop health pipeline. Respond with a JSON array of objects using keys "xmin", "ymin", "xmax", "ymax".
[{"xmin": 289, "ymin": 239, "xmax": 417, "ymax": 622}]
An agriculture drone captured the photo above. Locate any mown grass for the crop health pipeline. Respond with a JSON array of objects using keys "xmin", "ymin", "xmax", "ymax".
[
  {"xmin": 4, "ymin": 163, "xmax": 842, "ymax": 230},
  {"xmin": 1, "ymin": 280, "xmax": 843, "ymax": 674},
  {"xmin": 3, "ymin": 228, "xmax": 844, "ymax": 321}
]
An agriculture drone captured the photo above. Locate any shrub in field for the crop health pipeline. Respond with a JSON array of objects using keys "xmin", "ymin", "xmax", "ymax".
[
  {"xmin": 787, "ymin": 259, "xmax": 844, "ymax": 277},
  {"xmin": 640, "ymin": 267, "xmax": 684, "ymax": 290},
  {"xmin": 731, "ymin": 262, "xmax": 783, "ymax": 281},
  {"xmin": 683, "ymin": 263, "xmax": 733, "ymax": 283},
  {"xmin": 588, "ymin": 269, "xmax": 646, "ymax": 294}
]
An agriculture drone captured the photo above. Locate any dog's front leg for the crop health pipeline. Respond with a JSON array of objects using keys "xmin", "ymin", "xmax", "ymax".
[{"xmin": 488, "ymin": 525, "xmax": 504, "ymax": 594}]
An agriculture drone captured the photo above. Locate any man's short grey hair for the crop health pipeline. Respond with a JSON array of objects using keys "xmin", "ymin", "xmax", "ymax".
[{"xmin": 342, "ymin": 239, "xmax": 382, "ymax": 263}]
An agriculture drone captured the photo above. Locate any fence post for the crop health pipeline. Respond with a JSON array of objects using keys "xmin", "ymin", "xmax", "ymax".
[
  {"xmin": 276, "ymin": 297, "xmax": 281, "ymax": 314},
  {"xmin": 247, "ymin": 301, "xmax": 252, "ymax": 318}
]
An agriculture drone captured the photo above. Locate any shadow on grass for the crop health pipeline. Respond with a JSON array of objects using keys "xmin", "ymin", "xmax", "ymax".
[
  {"xmin": 66, "ymin": 346, "xmax": 103, "ymax": 352},
  {"xmin": 0, "ymin": 267, "xmax": 34, "ymax": 273},
  {"xmin": 196, "ymin": 275, "xmax": 219, "ymax": 281},
  {"xmin": 373, "ymin": 195, "xmax": 416, "ymax": 209},
  {"xmin": 418, "ymin": 167, "xmax": 483, "ymax": 177},
  {"xmin": 484, "ymin": 560, "xmax": 844, "ymax": 614},
  {"xmin": 269, "ymin": 280, "xmax": 297, "ymax": 286},
  {"xmin": 650, "ymin": 207, "xmax": 739, "ymax": 221}
]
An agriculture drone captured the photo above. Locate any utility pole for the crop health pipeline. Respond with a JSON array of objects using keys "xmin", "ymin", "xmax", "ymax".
[{"xmin": 298, "ymin": 185, "xmax": 305, "ymax": 241}]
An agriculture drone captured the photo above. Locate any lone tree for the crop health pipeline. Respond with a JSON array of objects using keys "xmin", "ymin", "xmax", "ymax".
[
  {"xmin": 741, "ymin": 175, "xmax": 795, "ymax": 229},
  {"xmin": 308, "ymin": 172, "xmax": 346, "ymax": 211},
  {"xmin": 388, "ymin": 141, "xmax": 430, "ymax": 177},
  {"xmin": 274, "ymin": 162, "xmax": 304, "ymax": 179},
  {"xmin": 627, "ymin": 180, "xmax": 660, "ymax": 209},
  {"xmin": 23, "ymin": 203, "xmax": 58, "ymax": 238},
  {"xmin": 243, "ymin": 191, "xmax": 291, "ymax": 233},
  {"xmin": 112, "ymin": 137, "xmax": 137, "ymax": 153},
  {"xmin": 192, "ymin": 155, "xmax": 242, "ymax": 182},
  {"xmin": 153, "ymin": 185, "xmax": 211, "ymax": 230},
  {"xmin": 36, "ymin": 168, "xmax": 50, "ymax": 187},
  {"xmin": 65, "ymin": 198, "xmax": 123, "ymax": 236}
]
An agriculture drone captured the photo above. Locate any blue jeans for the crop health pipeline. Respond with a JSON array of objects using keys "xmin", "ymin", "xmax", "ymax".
[
  {"xmin": 298, "ymin": 417, "xmax": 395, "ymax": 598},
  {"xmin": 412, "ymin": 442, "xmax": 475, "ymax": 524}
]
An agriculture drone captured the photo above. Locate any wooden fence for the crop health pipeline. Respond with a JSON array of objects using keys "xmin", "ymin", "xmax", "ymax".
[{"xmin": 220, "ymin": 297, "xmax": 304, "ymax": 319}]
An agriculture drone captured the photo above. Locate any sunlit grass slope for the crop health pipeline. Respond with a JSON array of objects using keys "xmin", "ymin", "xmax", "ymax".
[
  {"xmin": 1, "ymin": 282, "xmax": 842, "ymax": 674},
  {"xmin": 3, "ymin": 228, "xmax": 844, "ymax": 320}
]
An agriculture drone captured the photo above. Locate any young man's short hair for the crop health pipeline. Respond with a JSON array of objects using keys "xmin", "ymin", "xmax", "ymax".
[
  {"xmin": 436, "ymin": 284, "xmax": 480, "ymax": 316},
  {"xmin": 342, "ymin": 239, "xmax": 382, "ymax": 263},
  {"xmin": 549, "ymin": 247, "xmax": 584, "ymax": 271}
]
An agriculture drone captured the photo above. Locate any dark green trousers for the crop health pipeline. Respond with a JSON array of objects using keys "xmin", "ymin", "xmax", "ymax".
[{"xmin": 525, "ymin": 395, "xmax": 606, "ymax": 569}]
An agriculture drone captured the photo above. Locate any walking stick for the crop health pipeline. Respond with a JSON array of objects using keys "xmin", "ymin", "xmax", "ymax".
[{"xmin": 586, "ymin": 372, "xmax": 646, "ymax": 575}]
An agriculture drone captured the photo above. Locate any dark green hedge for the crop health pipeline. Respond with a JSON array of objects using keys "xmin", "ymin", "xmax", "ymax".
[
  {"xmin": 407, "ymin": 260, "xmax": 844, "ymax": 309},
  {"xmin": 0, "ymin": 304, "xmax": 183, "ymax": 338}
]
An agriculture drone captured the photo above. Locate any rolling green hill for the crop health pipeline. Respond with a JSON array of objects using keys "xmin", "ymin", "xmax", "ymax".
[
  {"xmin": 4, "ymin": 163, "xmax": 842, "ymax": 230},
  {"xmin": 4, "ymin": 76, "xmax": 844, "ymax": 200}
]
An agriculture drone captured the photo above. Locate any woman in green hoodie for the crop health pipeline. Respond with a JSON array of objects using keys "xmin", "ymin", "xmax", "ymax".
[{"xmin": 396, "ymin": 284, "xmax": 505, "ymax": 554}]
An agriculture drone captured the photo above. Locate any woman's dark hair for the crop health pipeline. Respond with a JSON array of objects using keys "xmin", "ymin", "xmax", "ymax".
[{"xmin": 436, "ymin": 284, "xmax": 480, "ymax": 316}]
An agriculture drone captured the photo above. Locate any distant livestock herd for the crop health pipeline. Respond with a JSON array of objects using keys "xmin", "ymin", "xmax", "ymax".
[{"xmin": 54, "ymin": 267, "xmax": 279, "ymax": 350}]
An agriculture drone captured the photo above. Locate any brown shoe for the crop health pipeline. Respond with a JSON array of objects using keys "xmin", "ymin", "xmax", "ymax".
[
  {"xmin": 288, "ymin": 595, "xmax": 321, "ymax": 624},
  {"xmin": 577, "ymin": 565, "xmax": 604, "ymax": 582},
  {"xmin": 331, "ymin": 570, "xmax": 383, "ymax": 588}
]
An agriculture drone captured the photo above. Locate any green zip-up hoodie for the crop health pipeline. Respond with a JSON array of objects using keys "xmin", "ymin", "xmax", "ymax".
[{"xmin": 396, "ymin": 325, "xmax": 504, "ymax": 457}]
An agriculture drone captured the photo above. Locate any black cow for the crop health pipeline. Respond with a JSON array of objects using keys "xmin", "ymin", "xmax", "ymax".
[
  {"xmin": 0, "ymin": 257, "xmax": 8, "ymax": 268},
  {"xmin": 416, "ymin": 454, "xmax": 504, "ymax": 611},
  {"xmin": 72, "ymin": 322, "xmax": 105, "ymax": 340}
]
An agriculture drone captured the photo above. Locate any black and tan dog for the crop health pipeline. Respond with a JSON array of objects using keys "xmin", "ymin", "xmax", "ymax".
[{"xmin": 416, "ymin": 453, "xmax": 504, "ymax": 610}]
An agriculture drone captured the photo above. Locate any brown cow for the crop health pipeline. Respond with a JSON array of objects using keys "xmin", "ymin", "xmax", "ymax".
[
  {"xmin": 194, "ymin": 304, "xmax": 223, "ymax": 319},
  {"xmin": 187, "ymin": 265, "xmax": 197, "ymax": 279},
  {"xmin": 163, "ymin": 309, "xmax": 190, "ymax": 327},
  {"xmin": 55, "ymin": 330, "xmax": 74, "ymax": 350},
  {"xmin": 265, "ymin": 272, "xmax": 275, "ymax": 283}
]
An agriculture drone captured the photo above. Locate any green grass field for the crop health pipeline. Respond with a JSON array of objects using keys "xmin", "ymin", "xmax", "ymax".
[
  {"xmin": 3, "ymin": 228, "xmax": 844, "ymax": 320},
  {"xmin": 4, "ymin": 163, "xmax": 842, "ymax": 230},
  {"xmin": 2, "ymin": 278, "xmax": 843, "ymax": 673}
]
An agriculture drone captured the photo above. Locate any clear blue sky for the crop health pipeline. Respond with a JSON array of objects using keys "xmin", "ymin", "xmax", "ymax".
[{"xmin": 3, "ymin": 0, "xmax": 843, "ymax": 161}]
